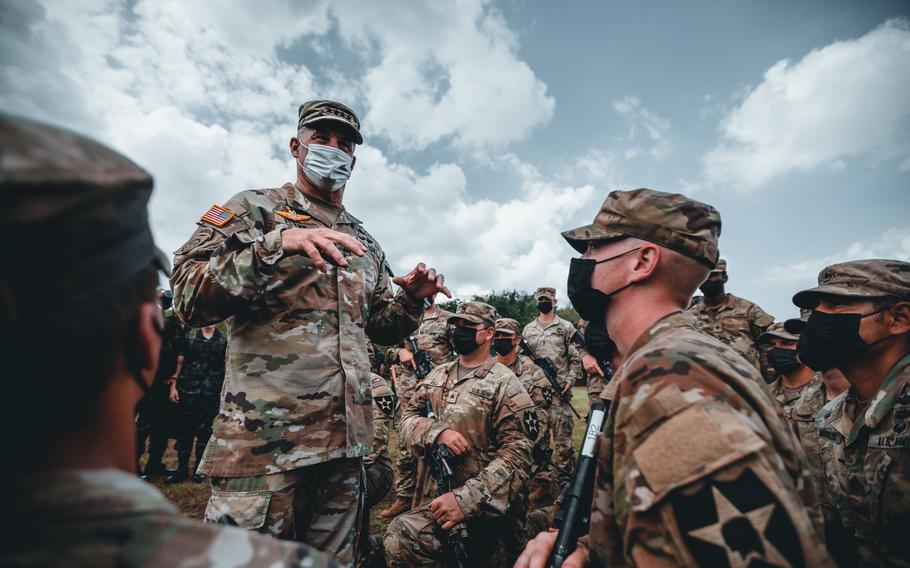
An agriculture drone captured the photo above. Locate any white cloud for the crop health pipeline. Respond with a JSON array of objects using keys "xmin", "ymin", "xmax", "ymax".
[
  {"xmin": 764, "ymin": 227, "xmax": 910, "ymax": 284},
  {"xmin": 704, "ymin": 18, "xmax": 910, "ymax": 190},
  {"xmin": 331, "ymin": 0, "xmax": 555, "ymax": 150},
  {"xmin": 612, "ymin": 95, "xmax": 672, "ymax": 160}
]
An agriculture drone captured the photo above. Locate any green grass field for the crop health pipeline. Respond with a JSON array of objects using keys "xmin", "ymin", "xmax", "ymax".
[{"xmin": 151, "ymin": 386, "xmax": 593, "ymax": 535}]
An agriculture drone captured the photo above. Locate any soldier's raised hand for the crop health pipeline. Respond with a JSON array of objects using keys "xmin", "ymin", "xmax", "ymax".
[
  {"xmin": 393, "ymin": 262, "xmax": 452, "ymax": 299},
  {"xmin": 281, "ymin": 227, "xmax": 366, "ymax": 272}
]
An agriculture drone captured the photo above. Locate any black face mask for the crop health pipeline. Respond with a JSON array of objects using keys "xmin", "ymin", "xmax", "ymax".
[
  {"xmin": 493, "ymin": 338, "xmax": 515, "ymax": 356},
  {"xmin": 797, "ymin": 308, "xmax": 887, "ymax": 371},
  {"xmin": 767, "ymin": 347, "xmax": 801, "ymax": 374},
  {"xmin": 699, "ymin": 280, "xmax": 725, "ymax": 298},
  {"xmin": 537, "ymin": 301, "xmax": 553, "ymax": 314},
  {"xmin": 451, "ymin": 325, "xmax": 482, "ymax": 355},
  {"xmin": 566, "ymin": 247, "xmax": 641, "ymax": 326},
  {"xmin": 584, "ymin": 322, "xmax": 616, "ymax": 360}
]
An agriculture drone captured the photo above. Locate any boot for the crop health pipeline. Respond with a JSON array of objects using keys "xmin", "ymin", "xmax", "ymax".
[
  {"xmin": 379, "ymin": 497, "xmax": 411, "ymax": 519},
  {"xmin": 164, "ymin": 451, "xmax": 191, "ymax": 485}
]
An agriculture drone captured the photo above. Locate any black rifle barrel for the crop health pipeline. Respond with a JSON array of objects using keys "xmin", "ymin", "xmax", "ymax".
[
  {"xmin": 520, "ymin": 339, "xmax": 582, "ymax": 419},
  {"xmin": 548, "ymin": 402, "xmax": 607, "ymax": 568}
]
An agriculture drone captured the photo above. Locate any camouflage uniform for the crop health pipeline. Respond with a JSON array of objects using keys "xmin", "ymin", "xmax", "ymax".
[
  {"xmin": 560, "ymin": 189, "xmax": 829, "ymax": 567},
  {"xmin": 794, "ymin": 260, "xmax": 910, "ymax": 567},
  {"xmin": 386, "ymin": 306, "xmax": 455, "ymax": 504},
  {"xmin": 171, "ymin": 101, "xmax": 423, "ymax": 564},
  {"xmin": 687, "ymin": 290, "xmax": 774, "ymax": 375},
  {"xmin": 173, "ymin": 327, "xmax": 227, "ymax": 475},
  {"xmin": 384, "ymin": 302, "xmax": 536, "ymax": 567},
  {"xmin": 523, "ymin": 295, "xmax": 583, "ymax": 481},
  {"xmin": 0, "ymin": 115, "xmax": 335, "ymax": 568},
  {"xmin": 358, "ymin": 373, "xmax": 396, "ymax": 566},
  {"xmin": 1, "ymin": 469, "xmax": 337, "ymax": 567}
]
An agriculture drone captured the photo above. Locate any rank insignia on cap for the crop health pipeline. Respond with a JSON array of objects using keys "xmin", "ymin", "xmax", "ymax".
[
  {"xmin": 201, "ymin": 204, "xmax": 237, "ymax": 227},
  {"xmin": 276, "ymin": 209, "xmax": 312, "ymax": 223}
]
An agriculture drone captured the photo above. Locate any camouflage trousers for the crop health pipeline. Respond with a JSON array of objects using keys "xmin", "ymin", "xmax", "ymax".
[
  {"xmin": 205, "ymin": 457, "xmax": 362, "ymax": 566},
  {"xmin": 547, "ymin": 403, "xmax": 576, "ymax": 484},
  {"xmin": 358, "ymin": 459, "xmax": 394, "ymax": 568},
  {"xmin": 384, "ymin": 502, "xmax": 516, "ymax": 568},
  {"xmin": 394, "ymin": 369, "xmax": 419, "ymax": 501}
]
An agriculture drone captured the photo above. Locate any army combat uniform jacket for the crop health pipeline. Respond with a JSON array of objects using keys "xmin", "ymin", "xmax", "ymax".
[
  {"xmin": 816, "ymin": 353, "xmax": 910, "ymax": 567},
  {"xmin": 770, "ymin": 372, "xmax": 822, "ymax": 415},
  {"xmin": 687, "ymin": 293, "xmax": 774, "ymax": 374},
  {"xmin": 366, "ymin": 373, "xmax": 395, "ymax": 508},
  {"xmin": 522, "ymin": 315, "xmax": 583, "ymax": 389},
  {"xmin": 170, "ymin": 183, "xmax": 423, "ymax": 476},
  {"xmin": 0, "ymin": 469, "xmax": 336, "ymax": 567},
  {"xmin": 588, "ymin": 311, "xmax": 829, "ymax": 567},
  {"xmin": 398, "ymin": 358, "xmax": 536, "ymax": 516},
  {"xmin": 505, "ymin": 354, "xmax": 553, "ymax": 455},
  {"xmin": 387, "ymin": 306, "xmax": 455, "ymax": 405}
]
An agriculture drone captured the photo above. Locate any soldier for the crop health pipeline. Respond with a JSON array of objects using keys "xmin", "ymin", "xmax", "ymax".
[
  {"xmin": 688, "ymin": 258, "xmax": 775, "ymax": 378},
  {"xmin": 135, "ymin": 288, "xmax": 184, "ymax": 478},
  {"xmin": 758, "ymin": 322, "xmax": 821, "ymax": 413},
  {"xmin": 523, "ymin": 286, "xmax": 583, "ymax": 481},
  {"xmin": 517, "ymin": 188, "xmax": 829, "ymax": 567},
  {"xmin": 380, "ymin": 294, "xmax": 455, "ymax": 519},
  {"xmin": 793, "ymin": 259, "xmax": 910, "ymax": 567},
  {"xmin": 165, "ymin": 324, "xmax": 227, "ymax": 484},
  {"xmin": 170, "ymin": 100, "xmax": 449, "ymax": 564},
  {"xmin": 576, "ymin": 317, "xmax": 620, "ymax": 409},
  {"xmin": 358, "ymin": 373, "xmax": 396, "ymax": 567},
  {"xmin": 384, "ymin": 302, "xmax": 536, "ymax": 566},
  {"xmin": 0, "ymin": 115, "xmax": 336, "ymax": 567}
]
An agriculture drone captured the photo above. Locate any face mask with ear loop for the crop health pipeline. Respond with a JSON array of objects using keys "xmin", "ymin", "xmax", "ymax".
[{"xmin": 298, "ymin": 143, "xmax": 353, "ymax": 192}]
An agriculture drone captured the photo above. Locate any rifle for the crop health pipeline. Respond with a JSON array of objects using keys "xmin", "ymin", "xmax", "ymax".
[
  {"xmin": 519, "ymin": 339, "xmax": 581, "ymax": 419},
  {"xmin": 407, "ymin": 336, "xmax": 434, "ymax": 380},
  {"xmin": 425, "ymin": 401, "xmax": 469, "ymax": 568},
  {"xmin": 548, "ymin": 401, "xmax": 608, "ymax": 568}
]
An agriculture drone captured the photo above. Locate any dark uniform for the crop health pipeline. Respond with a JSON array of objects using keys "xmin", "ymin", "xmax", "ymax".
[
  {"xmin": 171, "ymin": 327, "xmax": 226, "ymax": 482},
  {"xmin": 135, "ymin": 304, "xmax": 185, "ymax": 476}
]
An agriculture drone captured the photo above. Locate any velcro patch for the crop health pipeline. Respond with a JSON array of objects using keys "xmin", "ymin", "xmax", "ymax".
[
  {"xmin": 201, "ymin": 204, "xmax": 237, "ymax": 227},
  {"xmin": 470, "ymin": 385, "xmax": 496, "ymax": 400},
  {"xmin": 631, "ymin": 404, "xmax": 765, "ymax": 503}
]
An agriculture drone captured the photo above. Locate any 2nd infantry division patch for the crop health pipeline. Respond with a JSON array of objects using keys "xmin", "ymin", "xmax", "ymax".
[
  {"xmin": 672, "ymin": 468, "xmax": 803, "ymax": 568},
  {"xmin": 201, "ymin": 204, "xmax": 236, "ymax": 227}
]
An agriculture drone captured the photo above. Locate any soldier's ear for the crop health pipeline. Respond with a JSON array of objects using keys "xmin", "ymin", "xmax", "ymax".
[{"xmin": 889, "ymin": 301, "xmax": 910, "ymax": 336}]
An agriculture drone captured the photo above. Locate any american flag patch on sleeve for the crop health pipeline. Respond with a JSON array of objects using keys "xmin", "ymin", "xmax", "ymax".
[{"xmin": 200, "ymin": 204, "xmax": 237, "ymax": 227}]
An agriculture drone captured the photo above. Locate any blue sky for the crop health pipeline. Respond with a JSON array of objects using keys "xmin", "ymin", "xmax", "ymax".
[{"xmin": 2, "ymin": 0, "xmax": 908, "ymax": 320}]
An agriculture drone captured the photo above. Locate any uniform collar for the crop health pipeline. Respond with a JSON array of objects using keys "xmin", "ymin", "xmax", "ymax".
[
  {"xmin": 626, "ymin": 310, "xmax": 690, "ymax": 359},
  {"xmin": 532, "ymin": 315, "xmax": 562, "ymax": 330},
  {"xmin": 863, "ymin": 352, "xmax": 910, "ymax": 429},
  {"xmin": 283, "ymin": 182, "xmax": 356, "ymax": 227}
]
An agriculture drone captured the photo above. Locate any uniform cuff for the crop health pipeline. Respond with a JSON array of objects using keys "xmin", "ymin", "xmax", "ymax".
[
  {"xmin": 253, "ymin": 227, "xmax": 286, "ymax": 268},
  {"xmin": 452, "ymin": 480, "xmax": 481, "ymax": 518},
  {"xmin": 397, "ymin": 290, "xmax": 426, "ymax": 314}
]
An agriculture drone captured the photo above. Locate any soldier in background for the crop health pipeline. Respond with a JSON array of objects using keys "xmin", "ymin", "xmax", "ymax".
[
  {"xmin": 358, "ymin": 373, "xmax": 396, "ymax": 567},
  {"xmin": 794, "ymin": 259, "xmax": 910, "ymax": 567},
  {"xmin": 688, "ymin": 258, "xmax": 775, "ymax": 378},
  {"xmin": 0, "ymin": 115, "xmax": 336, "ymax": 568},
  {"xmin": 758, "ymin": 322, "xmax": 821, "ymax": 413},
  {"xmin": 165, "ymin": 324, "xmax": 227, "ymax": 484},
  {"xmin": 135, "ymin": 289, "xmax": 184, "ymax": 478},
  {"xmin": 576, "ymin": 318, "xmax": 620, "ymax": 409},
  {"xmin": 518, "ymin": 188, "xmax": 829, "ymax": 567},
  {"xmin": 523, "ymin": 287, "xmax": 583, "ymax": 482},
  {"xmin": 170, "ymin": 100, "xmax": 447, "ymax": 564},
  {"xmin": 384, "ymin": 302, "xmax": 535, "ymax": 566},
  {"xmin": 381, "ymin": 295, "xmax": 454, "ymax": 519}
]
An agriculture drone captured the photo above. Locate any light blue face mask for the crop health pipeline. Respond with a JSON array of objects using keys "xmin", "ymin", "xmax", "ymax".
[{"xmin": 299, "ymin": 143, "xmax": 353, "ymax": 192}]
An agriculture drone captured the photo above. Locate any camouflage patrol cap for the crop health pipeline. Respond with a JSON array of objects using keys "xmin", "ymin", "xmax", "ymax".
[
  {"xmin": 792, "ymin": 259, "xmax": 910, "ymax": 309},
  {"xmin": 297, "ymin": 100, "xmax": 363, "ymax": 144},
  {"xmin": 710, "ymin": 258, "xmax": 728, "ymax": 275},
  {"xmin": 494, "ymin": 317, "xmax": 521, "ymax": 335},
  {"xmin": 0, "ymin": 114, "xmax": 168, "ymax": 325},
  {"xmin": 536, "ymin": 287, "xmax": 556, "ymax": 301},
  {"xmin": 448, "ymin": 301, "xmax": 498, "ymax": 327},
  {"xmin": 758, "ymin": 322, "xmax": 798, "ymax": 344},
  {"xmin": 562, "ymin": 188, "xmax": 722, "ymax": 268}
]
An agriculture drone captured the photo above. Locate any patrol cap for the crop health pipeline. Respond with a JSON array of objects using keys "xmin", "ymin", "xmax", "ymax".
[
  {"xmin": 710, "ymin": 258, "xmax": 727, "ymax": 275},
  {"xmin": 0, "ymin": 114, "xmax": 168, "ymax": 325},
  {"xmin": 792, "ymin": 259, "xmax": 910, "ymax": 309},
  {"xmin": 494, "ymin": 317, "xmax": 521, "ymax": 335},
  {"xmin": 448, "ymin": 301, "xmax": 498, "ymax": 327},
  {"xmin": 758, "ymin": 322, "xmax": 798, "ymax": 344},
  {"xmin": 562, "ymin": 188, "xmax": 721, "ymax": 268},
  {"xmin": 297, "ymin": 100, "xmax": 363, "ymax": 144},
  {"xmin": 536, "ymin": 287, "xmax": 556, "ymax": 301}
]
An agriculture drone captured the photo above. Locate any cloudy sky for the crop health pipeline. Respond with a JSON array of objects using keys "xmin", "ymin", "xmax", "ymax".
[{"xmin": 2, "ymin": 0, "xmax": 908, "ymax": 320}]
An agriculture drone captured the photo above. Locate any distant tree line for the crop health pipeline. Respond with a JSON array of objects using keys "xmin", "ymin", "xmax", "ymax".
[{"xmin": 439, "ymin": 289, "xmax": 579, "ymax": 328}]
